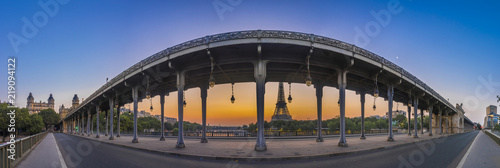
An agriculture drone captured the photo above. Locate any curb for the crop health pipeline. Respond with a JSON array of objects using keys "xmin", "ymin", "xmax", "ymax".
[
  {"xmin": 484, "ymin": 130, "xmax": 500, "ymax": 145},
  {"xmin": 62, "ymin": 132, "xmax": 463, "ymax": 162}
]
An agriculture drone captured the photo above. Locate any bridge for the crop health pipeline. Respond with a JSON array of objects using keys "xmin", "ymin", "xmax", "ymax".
[{"xmin": 61, "ymin": 30, "xmax": 475, "ymax": 151}]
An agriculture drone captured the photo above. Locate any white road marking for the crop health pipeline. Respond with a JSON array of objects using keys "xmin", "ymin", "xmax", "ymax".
[
  {"xmin": 456, "ymin": 131, "xmax": 479, "ymax": 168},
  {"xmin": 53, "ymin": 133, "xmax": 68, "ymax": 168}
]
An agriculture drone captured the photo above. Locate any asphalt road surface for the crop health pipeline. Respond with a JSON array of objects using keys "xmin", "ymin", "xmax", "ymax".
[{"xmin": 54, "ymin": 131, "xmax": 478, "ymax": 168}]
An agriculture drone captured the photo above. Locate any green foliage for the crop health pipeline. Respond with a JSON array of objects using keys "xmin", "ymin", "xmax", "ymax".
[
  {"xmin": 28, "ymin": 114, "xmax": 44, "ymax": 134},
  {"xmin": 0, "ymin": 104, "xmax": 45, "ymax": 141},
  {"xmin": 172, "ymin": 121, "xmax": 200, "ymax": 132},
  {"xmin": 138, "ymin": 116, "xmax": 161, "ymax": 132},
  {"xmin": 119, "ymin": 113, "xmax": 133, "ymax": 131},
  {"xmin": 39, "ymin": 108, "xmax": 60, "ymax": 130},
  {"xmin": 164, "ymin": 122, "xmax": 173, "ymax": 130},
  {"xmin": 493, "ymin": 124, "xmax": 500, "ymax": 131},
  {"xmin": 394, "ymin": 114, "xmax": 407, "ymax": 127}
]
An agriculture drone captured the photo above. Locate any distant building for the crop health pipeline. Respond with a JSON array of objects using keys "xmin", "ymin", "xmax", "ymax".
[
  {"xmin": 165, "ymin": 117, "xmax": 177, "ymax": 125},
  {"xmin": 137, "ymin": 110, "xmax": 151, "ymax": 118},
  {"xmin": 484, "ymin": 105, "xmax": 499, "ymax": 128},
  {"xmin": 386, "ymin": 110, "xmax": 407, "ymax": 118},
  {"xmin": 59, "ymin": 94, "xmax": 80, "ymax": 119},
  {"xmin": 27, "ymin": 93, "xmax": 55, "ymax": 114},
  {"xmin": 487, "ymin": 105, "xmax": 497, "ymax": 115},
  {"xmin": 370, "ymin": 115, "xmax": 381, "ymax": 119},
  {"xmin": 152, "ymin": 115, "xmax": 177, "ymax": 125},
  {"xmin": 120, "ymin": 107, "xmax": 130, "ymax": 114}
]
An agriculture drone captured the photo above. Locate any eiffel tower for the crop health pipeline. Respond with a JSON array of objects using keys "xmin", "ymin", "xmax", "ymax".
[{"xmin": 271, "ymin": 82, "xmax": 293, "ymax": 121}]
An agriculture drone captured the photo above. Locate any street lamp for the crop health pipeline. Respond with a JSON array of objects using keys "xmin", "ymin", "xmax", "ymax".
[
  {"xmin": 208, "ymin": 55, "xmax": 215, "ymax": 88},
  {"xmin": 373, "ymin": 75, "xmax": 379, "ymax": 98},
  {"xmin": 145, "ymin": 76, "xmax": 151, "ymax": 99},
  {"xmin": 305, "ymin": 54, "xmax": 312, "ymax": 87},
  {"xmin": 287, "ymin": 82, "xmax": 292, "ymax": 103},
  {"xmin": 114, "ymin": 92, "xmax": 119, "ymax": 108},
  {"xmin": 230, "ymin": 83, "xmax": 235, "ymax": 104},
  {"xmin": 183, "ymin": 91, "xmax": 187, "ymax": 107},
  {"xmin": 208, "ymin": 76, "xmax": 215, "ymax": 88}
]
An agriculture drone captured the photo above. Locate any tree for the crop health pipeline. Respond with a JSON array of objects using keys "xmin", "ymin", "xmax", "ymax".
[
  {"xmin": 16, "ymin": 108, "xmax": 31, "ymax": 135},
  {"xmin": 264, "ymin": 121, "xmax": 271, "ymax": 130},
  {"xmin": 28, "ymin": 114, "xmax": 44, "ymax": 134},
  {"xmin": 0, "ymin": 103, "xmax": 11, "ymax": 141},
  {"xmin": 246, "ymin": 123, "xmax": 257, "ymax": 133},
  {"xmin": 394, "ymin": 114, "xmax": 407, "ymax": 128},
  {"xmin": 345, "ymin": 118, "xmax": 357, "ymax": 132},
  {"xmin": 164, "ymin": 122, "xmax": 173, "ymax": 131},
  {"xmin": 423, "ymin": 116, "xmax": 430, "ymax": 129},
  {"xmin": 39, "ymin": 108, "xmax": 60, "ymax": 130}
]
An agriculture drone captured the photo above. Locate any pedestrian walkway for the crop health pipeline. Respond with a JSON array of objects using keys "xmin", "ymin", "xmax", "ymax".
[
  {"xmin": 16, "ymin": 133, "xmax": 67, "ymax": 168},
  {"xmin": 67, "ymin": 132, "xmax": 455, "ymax": 161},
  {"xmin": 459, "ymin": 131, "xmax": 500, "ymax": 168}
]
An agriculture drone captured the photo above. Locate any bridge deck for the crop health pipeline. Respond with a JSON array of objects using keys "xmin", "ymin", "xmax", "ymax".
[{"xmin": 65, "ymin": 132, "xmax": 457, "ymax": 160}]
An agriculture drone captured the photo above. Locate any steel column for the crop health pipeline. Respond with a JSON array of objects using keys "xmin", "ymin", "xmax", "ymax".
[
  {"xmin": 117, "ymin": 104, "xmax": 120, "ymax": 137},
  {"xmin": 176, "ymin": 71, "xmax": 186, "ymax": 148},
  {"xmin": 254, "ymin": 60, "xmax": 268, "ymax": 151},
  {"xmin": 160, "ymin": 92, "xmax": 166, "ymax": 141},
  {"xmin": 132, "ymin": 86, "xmax": 139, "ymax": 143},
  {"xmin": 90, "ymin": 113, "xmax": 93, "ymax": 135},
  {"xmin": 420, "ymin": 109, "xmax": 424, "ymax": 134},
  {"xmin": 439, "ymin": 108, "xmax": 442, "ymax": 135},
  {"xmin": 96, "ymin": 106, "xmax": 100, "ymax": 138},
  {"xmin": 105, "ymin": 110, "xmax": 109, "ymax": 136},
  {"xmin": 429, "ymin": 106, "xmax": 433, "ymax": 136},
  {"xmin": 413, "ymin": 97, "xmax": 419, "ymax": 138},
  {"xmin": 338, "ymin": 70, "xmax": 348, "ymax": 147},
  {"xmin": 360, "ymin": 92, "xmax": 366, "ymax": 139},
  {"xmin": 407, "ymin": 104, "xmax": 412, "ymax": 136},
  {"xmin": 387, "ymin": 84, "xmax": 394, "ymax": 141},
  {"xmin": 315, "ymin": 84, "xmax": 324, "ymax": 142},
  {"xmin": 201, "ymin": 85, "xmax": 208, "ymax": 143},
  {"xmin": 87, "ymin": 109, "xmax": 91, "ymax": 136},
  {"xmin": 109, "ymin": 98, "xmax": 114, "ymax": 140},
  {"xmin": 445, "ymin": 110, "xmax": 449, "ymax": 134}
]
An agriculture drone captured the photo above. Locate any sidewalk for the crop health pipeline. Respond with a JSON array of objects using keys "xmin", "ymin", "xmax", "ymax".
[
  {"xmin": 67, "ymin": 132, "xmax": 453, "ymax": 161},
  {"xmin": 15, "ymin": 133, "xmax": 67, "ymax": 168},
  {"xmin": 459, "ymin": 131, "xmax": 500, "ymax": 168}
]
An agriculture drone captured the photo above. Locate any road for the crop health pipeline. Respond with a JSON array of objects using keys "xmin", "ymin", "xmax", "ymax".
[
  {"xmin": 53, "ymin": 131, "xmax": 478, "ymax": 168},
  {"xmin": 459, "ymin": 131, "xmax": 500, "ymax": 168}
]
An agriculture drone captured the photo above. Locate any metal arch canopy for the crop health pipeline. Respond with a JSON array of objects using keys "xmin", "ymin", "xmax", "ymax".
[{"xmin": 64, "ymin": 30, "xmax": 458, "ymax": 120}]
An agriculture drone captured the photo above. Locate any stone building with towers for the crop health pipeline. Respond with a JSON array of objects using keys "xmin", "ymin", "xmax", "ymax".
[
  {"xmin": 59, "ymin": 94, "xmax": 80, "ymax": 120},
  {"xmin": 26, "ymin": 92, "xmax": 55, "ymax": 114}
]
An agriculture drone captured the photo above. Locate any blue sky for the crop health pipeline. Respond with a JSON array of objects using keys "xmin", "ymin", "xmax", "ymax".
[{"xmin": 1, "ymin": 0, "xmax": 499, "ymax": 124}]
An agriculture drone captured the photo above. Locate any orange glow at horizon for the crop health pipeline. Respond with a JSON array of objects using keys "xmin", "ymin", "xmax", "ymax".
[{"xmin": 129, "ymin": 82, "xmax": 405, "ymax": 126}]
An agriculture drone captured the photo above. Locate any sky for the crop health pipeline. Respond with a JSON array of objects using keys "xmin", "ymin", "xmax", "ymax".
[{"xmin": 1, "ymin": 0, "xmax": 499, "ymax": 126}]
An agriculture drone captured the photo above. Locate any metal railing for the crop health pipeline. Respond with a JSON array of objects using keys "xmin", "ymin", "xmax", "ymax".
[
  {"xmin": 119, "ymin": 129, "xmax": 396, "ymax": 137},
  {"xmin": 0, "ymin": 131, "xmax": 48, "ymax": 168}
]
